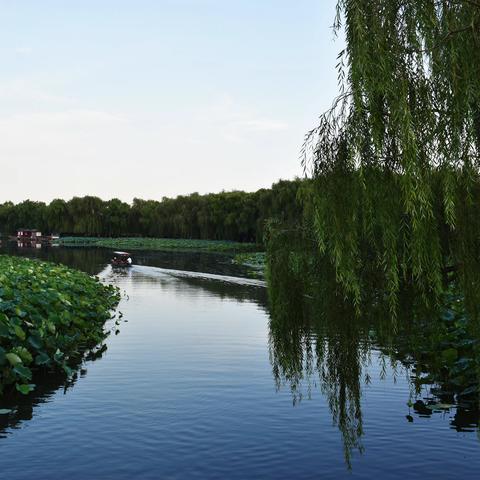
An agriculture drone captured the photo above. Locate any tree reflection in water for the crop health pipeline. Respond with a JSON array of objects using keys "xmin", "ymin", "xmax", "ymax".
[
  {"xmin": 268, "ymin": 287, "xmax": 368, "ymax": 467},
  {"xmin": 266, "ymin": 228, "xmax": 480, "ymax": 467},
  {"xmin": 0, "ymin": 340, "xmax": 110, "ymax": 438}
]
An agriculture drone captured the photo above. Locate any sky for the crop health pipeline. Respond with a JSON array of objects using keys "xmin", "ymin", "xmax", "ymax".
[{"xmin": 0, "ymin": 0, "xmax": 341, "ymax": 204}]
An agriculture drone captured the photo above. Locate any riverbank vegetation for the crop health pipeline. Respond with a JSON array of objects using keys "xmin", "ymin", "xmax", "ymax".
[
  {"xmin": 59, "ymin": 237, "xmax": 259, "ymax": 253},
  {"xmin": 265, "ymin": 2, "xmax": 480, "ymax": 454},
  {"xmin": 265, "ymin": 1, "xmax": 480, "ymax": 318},
  {"xmin": 266, "ymin": 226, "xmax": 480, "ymax": 466},
  {"xmin": 0, "ymin": 256, "xmax": 120, "ymax": 396},
  {"xmin": 232, "ymin": 252, "xmax": 266, "ymax": 271},
  {"xmin": 0, "ymin": 179, "xmax": 302, "ymax": 244}
]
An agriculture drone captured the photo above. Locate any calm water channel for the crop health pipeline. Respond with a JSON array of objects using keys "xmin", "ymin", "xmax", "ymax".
[{"xmin": 0, "ymin": 244, "xmax": 479, "ymax": 479}]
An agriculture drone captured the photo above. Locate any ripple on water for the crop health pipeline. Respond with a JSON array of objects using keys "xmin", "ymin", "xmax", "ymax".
[{"xmin": 0, "ymin": 256, "xmax": 479, "ymax": 479}]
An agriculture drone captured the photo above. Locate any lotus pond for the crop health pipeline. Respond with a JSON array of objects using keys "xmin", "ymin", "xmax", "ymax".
[
  {"xmin": 0, "ymin": 255, "xmax": 120, "ymax": 396},
  {"xmin": 59, "ymin": 236, "xmax": 260, "ymax": 253},
  {"xmin": 0, "ymin": 243, "xmax": 479, "ymax": 479}
]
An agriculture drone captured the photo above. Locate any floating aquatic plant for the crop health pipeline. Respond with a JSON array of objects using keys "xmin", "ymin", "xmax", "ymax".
[
  {"xmin": 0, "ymin": 255, "xmax": 120, "ymax": 395},
  {"xmin": 60, "ymin": 236, "xmax": 260, "ymax": 253}
]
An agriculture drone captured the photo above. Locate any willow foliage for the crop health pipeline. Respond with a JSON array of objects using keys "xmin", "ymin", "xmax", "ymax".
[{"xmin": 303, "ymin": 0, "xmax": 480, "ymax": 314}]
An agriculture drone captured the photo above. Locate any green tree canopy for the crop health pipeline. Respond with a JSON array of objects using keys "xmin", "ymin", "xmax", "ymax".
[{"xmin": 303, "ymin": 0, "xmax": 480, "ymax": 315}]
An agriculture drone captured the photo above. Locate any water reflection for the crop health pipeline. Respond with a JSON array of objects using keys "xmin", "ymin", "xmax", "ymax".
[
  {"xmin": 0, "ymin": 247, "xmax": 267, "ymax": 440},
  {"xmin": 268, "ymin": 293, "xmax": 368, "ymax": 466},
  {"xmin": 1, "ymin": 243, "xmax": 480, "ymax": 476},
  {"xmin": 0, "ymin": 240, "xmax": 257, "ymax": 278},
  {"xmin": 0, "ymin": 338, "xmax": 111, "ymax": 438},
  {"xmin": 0, "ymin": 242, "xmax": 110, "ymax": 275},
  {"xmin": 266, "ymin": 239, "xmax": 480, "ymax": 467}
]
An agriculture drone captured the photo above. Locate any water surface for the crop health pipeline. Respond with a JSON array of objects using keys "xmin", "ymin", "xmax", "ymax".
[{"xmin": 0, "ymin": 245, "xmax": 479, "ymax": 479}]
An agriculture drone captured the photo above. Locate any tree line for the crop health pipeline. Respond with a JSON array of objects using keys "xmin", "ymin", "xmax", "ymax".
[{"xmin": 0, "ymin": 179, "xmax": 303, "ymax": 244}]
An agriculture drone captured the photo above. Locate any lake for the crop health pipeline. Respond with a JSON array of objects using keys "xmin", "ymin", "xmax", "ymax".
[{"xmin": 0, "ymin": 244, "xmax": 479, "ymax": 479}]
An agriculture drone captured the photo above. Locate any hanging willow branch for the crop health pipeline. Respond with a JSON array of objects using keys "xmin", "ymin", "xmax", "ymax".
[{"xmin": 303, "ymin": 0, "xmax": 480, "ymax": 316}]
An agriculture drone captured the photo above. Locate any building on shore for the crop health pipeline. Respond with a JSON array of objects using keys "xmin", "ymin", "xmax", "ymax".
[{"xmin": 16, "ymin": 229, "xmax": 42, "ymax": 239}]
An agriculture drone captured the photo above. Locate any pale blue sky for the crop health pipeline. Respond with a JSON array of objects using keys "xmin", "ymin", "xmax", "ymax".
[{"xmin": 0, "ymin": 0, "xmax": 341, "ymax": 203}]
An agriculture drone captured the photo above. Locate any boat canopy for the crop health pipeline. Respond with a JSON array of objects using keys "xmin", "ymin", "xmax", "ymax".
[{"xmin": 113, "ymin": 251, "xmax": 131, "ymax": 257}]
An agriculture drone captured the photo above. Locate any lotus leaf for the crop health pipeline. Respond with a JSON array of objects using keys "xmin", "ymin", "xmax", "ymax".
[{"xmin": 0, "ymin": 255, "xmax": 120, "ymax": 395}]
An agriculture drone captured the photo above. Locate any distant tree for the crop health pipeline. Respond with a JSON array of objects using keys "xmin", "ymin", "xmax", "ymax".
[
  {"xmin": 47, "ymin": 199, "xmax": 71, "ymax": 233},
  {"xmin": 67, "ymin": 196, "xmax": 105, "ymax": 236},
  {"xmin": 104, "ymin": 198, "xmax": 130, "ymax": 237},
  {"xmin": 7, "ymin": 200, "xmax": 48, "ymax": 232},
  {"xmin": 1, "ymin": 180, "xmax": 305, "ymax": 244}
]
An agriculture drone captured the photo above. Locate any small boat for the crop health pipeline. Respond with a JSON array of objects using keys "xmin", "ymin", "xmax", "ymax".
[{"xmin": 111, "ymin": 251, "xmax": 133, "ymax": 267}]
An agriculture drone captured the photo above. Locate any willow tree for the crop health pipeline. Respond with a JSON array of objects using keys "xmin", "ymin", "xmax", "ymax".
[{"xmin": 303, "ymin": 0, "xmax": 480, "ymax": 316}]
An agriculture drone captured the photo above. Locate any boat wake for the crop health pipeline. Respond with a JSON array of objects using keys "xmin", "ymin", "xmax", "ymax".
[{"xmin": 100, "ymin": 264, "xmax": 266, "ymax": 288}]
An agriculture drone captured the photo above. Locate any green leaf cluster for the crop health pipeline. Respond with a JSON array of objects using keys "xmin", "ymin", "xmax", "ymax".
[
  {"xmin": 60, "ymin": 237, "xmax": 260, "ymax": 253},
  {"xmin": 303, "ymin": 1, "xmax": 480, "ymax": 315},
  {"xmin": 0, "ymin": 255, "xmax": 120, "ymax": 395}
]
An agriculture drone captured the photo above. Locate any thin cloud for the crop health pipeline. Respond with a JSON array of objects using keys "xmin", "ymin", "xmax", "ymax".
[
  {"xmin": 196, "ymin": 94, "xmax": 289, "ymax": 142},
  {"xmin": 14, "ymin": 47, "xmax": 33, "ymax": 55},
  {"xmin": 0, "ymin": 79, "xmax": 76, "ymax": 105},
  {"xmin": 236, "ymin": 119, "xmax": 288, "ymax": 132}
]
